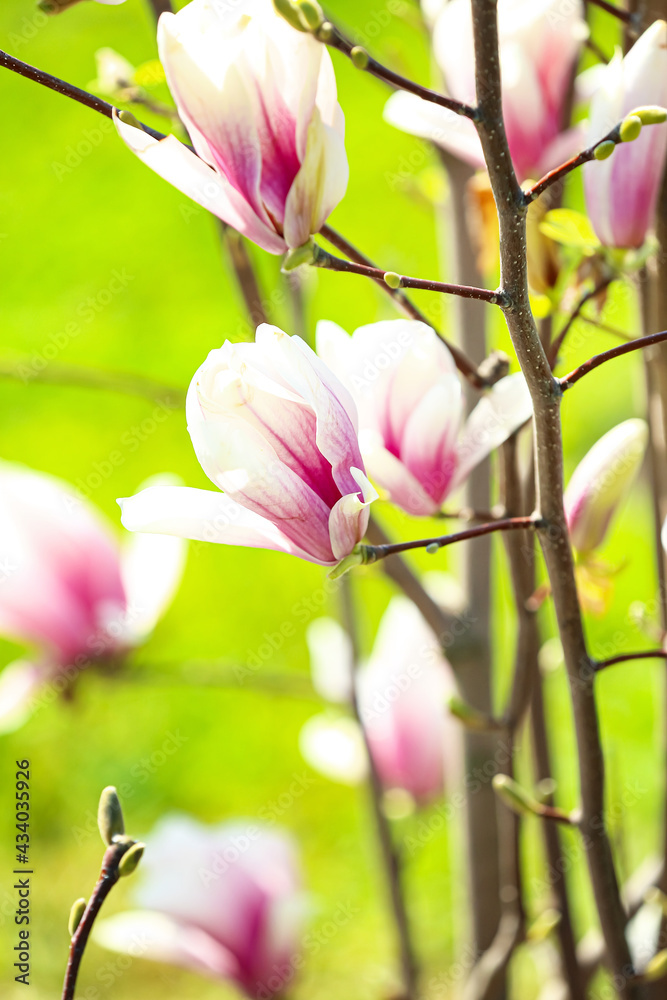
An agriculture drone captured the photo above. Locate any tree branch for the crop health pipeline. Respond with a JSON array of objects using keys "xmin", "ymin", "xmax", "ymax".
[
  {"xmin": 594, "ymin": 649, "xmax": 667, "ymax": 672},
  {"xmin": 318, "ymin": 21, "xmax": 477, "ymax": 120},
  {"xmin": 548, "ymin": 277, "xmax": 615, "ymax": 368},
  {"xmin": 470, "ymin": 1, "xmax": 637, "ymax": 992},
  {"xmin": 586, "ymin": 0, "xmax": 633, "ymax": 22},
  {"xmin": 559, "ymin": 329, "xmax": 667, "ymax": 388}
]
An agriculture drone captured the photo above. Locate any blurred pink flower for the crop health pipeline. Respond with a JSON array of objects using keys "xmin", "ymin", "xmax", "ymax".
[
  {"xmin": 94, "ymin": 815, "xmax": 307, "ymax": 998},
  {"xmin": 584, "ymin": 21, "xmax": 667, "ymax": 248},
  {"xmin": 116, "ymin": 0, "xmax": 347, "ymax": 253},
  {"xmin": 384, "ymin": 0, "xmax": 587, "ymax": 182},
  {"xmin": 300, "ymin": 596, "xmax": 461, "ymax": 806},
  {"xmin": 0, "ymin": 465, "xmax": 186, "ymax": 731},
  {"xmin": 119, "ymin": 325, "xmax": 376, "ymax": 567},
  {"xmin": 564, "ymin": 418, "xmax": 648, "ymax": 555},
  {"xmin": 316, "ymin": 319, "xmax": 533, "ymax": 516}
]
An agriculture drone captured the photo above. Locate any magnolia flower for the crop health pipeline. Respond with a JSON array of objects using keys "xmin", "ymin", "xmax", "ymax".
[
  {"xmin": 584, "ymin": 21, "xmax": 667, "ymax": 248},
  {"xmin": 116, "ymin": 0, "xmax": 347, "ymax": 254},
  {"xmin": 0, "ymin": 465, "xmax": 186, "ymax": 732},
  {"xmin": 384, "ymin": 0, "xmax": 586, "ymax": 182},
  {"xmin": 316, "ymin": 319, "xmax": 533, "ymax": 516},
  {"xmin": 119, "ymin": 326, "xmax": 376, "ymax": 567},
  {"xmin": 300, "ymin": 597, "xmax": 461, "ymax": 805},
  {"xmin": 564, "ymin": 418, "xmax": 648, "ymax": 555},
  {"xmin": 94, "ymin": 815, "xmax": 307, "ymax": 998}
]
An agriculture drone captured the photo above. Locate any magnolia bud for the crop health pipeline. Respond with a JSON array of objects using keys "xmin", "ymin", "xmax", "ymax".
[
  {"xmin": 118, "ymin": 842, "xmax": 145, "ymax": 877},
  {"xmin": 350, "ymin": 46, "xmax": 370, "ymax": 70},
  {"xmin": 646, "ymin": 949, "xmax": 667, "ymax": 983},
  {"xmin": 97, "ymin": 786, "xmax": 125, "ymax": 846},
  {"xmin": 619, "ymin": 115, "xmax": 643, "ymax": 143},
  {"xmin": 492, "ymin": 774, "xmax": 540, "ymax": 816},
  {"xmin": 594, "ymin": 140, "xmax": 616, "ymax": 161},
  {"xmin": 629, "ymin": 105, "xmax": 667, "ymax": 125},
  {"xmin": 68, "ymin": 898, "xmax": 86, "ymax": 937},
  {"xmin": 383, "ymin": 271, "xmax": 402, "ymax": 289},
  {"xmin": 272, "ymin": 0, "xmax": 307, "ymax": 31},
  {"xmin": 296, "ymin": 0, "xmax": 324, "ymax": 31}
]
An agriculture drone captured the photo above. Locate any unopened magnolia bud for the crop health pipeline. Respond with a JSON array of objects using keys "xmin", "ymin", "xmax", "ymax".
[
  {"xmin": 282, "ymin": 239, "xmax": 316, "ymax": 271},
  {"xmin": 296, "ymin": 0, "xmax": 323, "ymax": 30},
  {"xmin": 629, "ymin": 105, "xmax": 667, "ymax": 125},
  {"xmin": 492, "ymin": 774, "xmax": 538, "ymax": 816},
  {"xmin": 383, "ymin": 271, "xmax": 402, "ymax": 289},
  {"xmin": 448, "ymin": 696, "xmax": 490, "ymax": 731},
  {"xmin": 350, "ymin": 46, "xmax": 370, "ymax": 70},
  {"xmin": 317, "ymin": 21, "xmax": 335, "ymax": 42},
  {"xmin": 272, "ymin": 0, "xmax": 307, "ymax": 31},
  {"xmin": 425, "ymin": 542, "xmax": 440, "ymax": 554},
  {"xmin": 594, "ymin": 140, "xmax": 616, "ymax": 161},
  {"xmin": 98, "ymin": 786, "xmax": 125, "ymax": 846},
  {"xmin": 619, "ymin": 115, "xmax": 643, "ymax": 142},
  {"xmin": 117, "ymin": 109, "xmax": 145, "ymax": 132},
  {"xmin": 646, "ymin": 949, "xmax": 667, "ymax": 982},
  {"xmin": 118, "ymin": 842, "xmax": 145, "ymax": 877},
  {"xmin": 68, "ymin": 898, "xmax": 86, "ymax": 937}
]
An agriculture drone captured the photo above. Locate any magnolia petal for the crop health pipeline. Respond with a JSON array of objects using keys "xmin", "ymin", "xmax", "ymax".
[
  {"xmin": 400, "ymin": 377, "xmax": 463, "ymax": 506},
  {"xmin": 114, "ymin": 115, "xmax": 286, "ymax": 254},
  {"xmin": 328, "ymin": 468, "xmax": 377, "ymax": 562},
  {"xmin": 93, "ymin": 910, "xmax": 239, "ymax": 980},
  {"xmin": 306, "ymin": 617, "xmax": 354, "ymax": 703},
  {"xmin": 0, "ymin": 661, "xmax": 45, "ymax": 734},
  {"xmin": 383, "ymin": 91, "xmax": 485, "ymax": 170},
  {"xmin": 118, "ymin": 486, "xmax": 319, "ymax": 563},
  {"xmin": 361, "ymin": 434, "xmax": 440, "ymax": 516},
  {"xmin": 453, "ymin": 372, "xmax": 533, "ymax": 490},
  {"xmin": 299, "ymin": 713, "xmax": 368, "ymax": 785}
]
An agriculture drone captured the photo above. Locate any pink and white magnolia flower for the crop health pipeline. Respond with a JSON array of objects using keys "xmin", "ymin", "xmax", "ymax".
[
  {"xmin": 564, "ymin": 418, "xmax": 648, "ymax": 555},
  {"xmin": 0, "ymin": 465, "xmax": 186, "ymax": 732},
  {"xmin": 119, "ymin": 326, "xmax": 376, "ymax": 567},
  {"xmin": 300, "ymin": 596, "xmax": 461, "ymax": 805},
  {"xmin": 316, "ymin": 319, "xmax": 533, "ymax": 516},
  {"xmin": 116, "ymin": 0, "xmax": 348, "ymax": 254},
  {"xmin": 384, "ymin": 0, "xmax": 587, "ymax": 182},
  {"xmin": 584, "ymin": 21, "xmax": 667, "ymax": 248},
  {"xmin": 94, "ymin": 815, "xmax": 307, "ymax": 998}
]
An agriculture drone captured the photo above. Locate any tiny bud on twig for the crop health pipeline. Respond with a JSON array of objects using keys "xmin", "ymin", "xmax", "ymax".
[
  {"xmin": 383, "ymin": 271, "xmax": 402, "ymax": 289},
  {"xmin": 118, "ymin": 842, "xmax": 145, "ymax": 878},
  {"xmin": 619, "ymin": 115, "xmax": 642, "ymax": 143},
  {"xmin": 97, "ymin": 786, "xmax": 125, "ymax": 846},
  {"xmin": 68, "ymin": 899, "xmax": 86, "ymax": 938},
  {"xmin": 645, "ymin": 949, "xmax": 667, "ymax": 983},
  {"xmin": 350, "ymin": 46, "xmax": 370, "ymax": 70}
]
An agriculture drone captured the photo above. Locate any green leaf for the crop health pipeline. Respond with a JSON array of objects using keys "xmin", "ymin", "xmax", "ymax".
[{"xmin": 539, "ymin": 209, "xmax": 601, "ymax": 256}]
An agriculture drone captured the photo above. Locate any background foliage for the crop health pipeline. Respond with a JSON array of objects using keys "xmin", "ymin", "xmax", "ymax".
[{"xmin": 0, "ymin": 1, "xmax": 657, "ymax": 997}]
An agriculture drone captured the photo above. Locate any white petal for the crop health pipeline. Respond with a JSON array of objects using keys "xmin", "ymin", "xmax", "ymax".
[
  {"xmin": 306, "ymin": 617, "xmax": 354, "ymax": 703},
  {"xmin": 299, "ymin": 713, "xmax": 368, "ymax": 785},
  {"xmin": 383, "ymin": 91, "xmax": 484, "ymax": 170},
  {"xmin": 0, "ymin": 661, "xmax": 44, "ymax": 734},
  {"xmin": 453, "ymin": 372, "xmax": 533, "ymax": 489}
]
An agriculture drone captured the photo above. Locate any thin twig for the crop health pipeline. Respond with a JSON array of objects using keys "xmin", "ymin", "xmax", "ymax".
[
  {"xmin": 548, "ymin": 277, "xmax": 614, "ymax": 367},
  {"xmin": 594, "ymin": 649, "xmax": 667, "ymax": 672},
  {"xmin": 62, "ymin": 841, "xmax": 129, "ymax": 1000},
  {"xmin": 340, "ymin": 577, "xmax": 419, "ymax": 1000},
  {"xmin": 314, "ymin": 246, "xmax": 508, "ymax": 306},
  {"xmin": 586, "ymin": 0, "xmax": 633, "ymax": 22},
  {"xmin": 559, "ymin": 329, "xmax": 667, "ymax": 388},
  {"xmin": 319, "ymin": 21, "xmax": 477, "ymax": 120},
  {"xmin": 0, "ymin": 358, "xmax": 185, "ymax": 406},
  {"xmin": 524, "ymin": 124, "xmax": 626, "ymax": 204},
  {"xmin": 319, "ymin": 225, "xmax": 489, "ymax": 388},
  {"xmin": 364, "ymin": 516, "xmax": 538, "ymax": 561}
]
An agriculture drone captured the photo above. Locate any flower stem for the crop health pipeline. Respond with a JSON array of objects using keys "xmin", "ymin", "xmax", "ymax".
[
  {"xmin": 522, "ymin": 123, "xmax": 628, "ymax": 203},
  {"xmin": 594, "ymin": 650, "xmax": 667, "ymax": 672}
]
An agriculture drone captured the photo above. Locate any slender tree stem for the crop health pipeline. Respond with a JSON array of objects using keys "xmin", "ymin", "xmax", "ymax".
[
  {"xmin": 364, "ymin": 516, "xmax": 537, "ymax": 562},
  {"xmin": 319, "ymin": 225, "xmax": 491, "ymax": 388},
  {"xmin": 314, "ymin": 246, "xmax": 508, "ymax": 305},
  {"xmin": 559, "ymin": 329, "xmax": 667, "ymax": 387},
  {"xmin": 62, "ymin": 841, "xmax": 128, "ymax": 1000},
  {"xmin": 319, "ymin": 22, "xmax": 476, "ymax": 120},
  {"xmin": 471, "ymin": 1, "xmax": 636, "ymax": 993},
  {"xmin": 340, "ymin": 577, "xmax": 419, "ymax": 1000},
  {"xmin": 146, "ymin": 0, "xmax": 173, "ymax": 15}
]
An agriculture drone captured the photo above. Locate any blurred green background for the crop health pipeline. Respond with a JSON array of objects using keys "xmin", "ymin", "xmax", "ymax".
[{"xmin": 0, "ymin": 1, "xmax": 658, "ymax": 997}]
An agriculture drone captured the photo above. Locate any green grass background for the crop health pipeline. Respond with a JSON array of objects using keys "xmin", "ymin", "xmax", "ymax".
[{"xmin": 0, "ymin": 1, "xmax": 658, "ymax": 997}]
